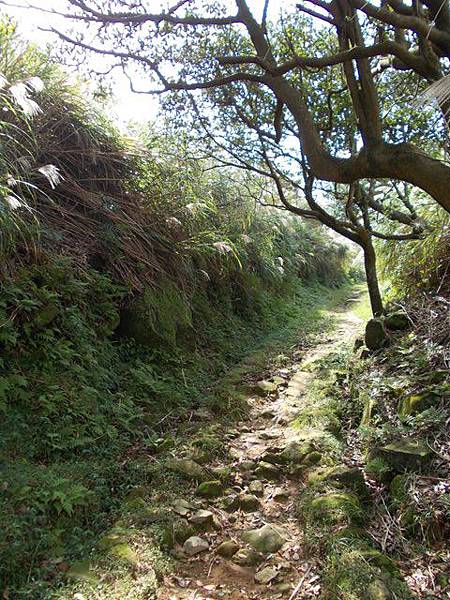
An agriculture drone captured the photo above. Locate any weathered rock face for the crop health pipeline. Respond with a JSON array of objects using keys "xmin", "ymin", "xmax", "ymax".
[
  {"xmin": 365, "ymin": 318, "xmax": 388, "ymax": 351},
  {"xmin": 183, "ymin": 536, "xmax": 209, "ymax": 556},
  {"xmin": 384, "ymin": 311, "xmax": 410, "ymax": 331},
  {"xmin": 242, "ymin": 524, "xmax": 287, "ymax": 553}
]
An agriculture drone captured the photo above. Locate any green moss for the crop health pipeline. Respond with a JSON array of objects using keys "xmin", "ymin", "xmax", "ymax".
[{"xmin": 307, "ymin": 492, "xmax": 364, "ymax": 526}]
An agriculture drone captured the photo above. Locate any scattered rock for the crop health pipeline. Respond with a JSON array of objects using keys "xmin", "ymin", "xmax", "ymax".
[
  {"xmin": 165, "ymin": 519, "xmax": 196, "ymax": 546},
  {"xmin": 238, "ymin": 493, "xmax": 261, "ymax": 512},
  {"xmin": 189, "ymin": 509, "xmax": 216, "ymax": 530},
  {"xmin": 183, "ymin": 536, "xmax": 209, "ymax": 556},
  {"xmin": 254, "ymin": 461, "xmax": 282, "ymax": 480},
  {"xmin": 255, "ymin": 380, "xmax": 279, "ymax": 395},
  {"xmin": 254, "ymin": 566, "xmax": 279, "ymax": 584},
  {"xmin": 259, "ymin": 431, "xmax": 279, "ymax": 440},
  {"xmin": 272, "ymin": 488, "xmax": 289, "ymax": 502},
  {"xmin": 242, "ymin": 524, "xmax": 287, "ymax": 553},
  {"xmin": 238, "ymin": 460, "xmax": 255, "ymax": 472},
  {"xmin": 196, "ymin": 480, "xmax": 223, "ymax": 498},
  {"xmin": 222, "ymin": 495, "xmax": 241, "ymax": 512},
  {"xmin": 209, "ymin": 465, "xmax": 233, "ymax": 482},
  {"xmin": 166, "ymin": 459, "xmax": 209, "ymax": 482},
  {"xmin": 279, "ymin": 441, "xmax": 310, "ymax": 465},
  {"xmin": 216, "ymin": 540, "xmax": 240, "ymax": 558},
  {"xmin": 260, "ymin": 451, "xmax": 286, "ymax": 465},
  {"xmin": 248, "ymin": 480, "xmax": 264, "ymax": 496},
  {"xmin": 260, "ymin": 408, "xmax": 276, "ymax": 419},
  {"xmin": 365, "ymin": 318, "xmax": 388, "ymax": 351},
  {"xmin": 172, "ymin": 498, "xmax": 192, "ymax": 517},
  {"xmin": 233, "ymin": 548, "xmax": 264, "ymax": 566}
]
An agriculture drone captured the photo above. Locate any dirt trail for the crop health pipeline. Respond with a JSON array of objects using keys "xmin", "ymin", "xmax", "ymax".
[{"xmin": 158, "ymin": 296, "xmax": 364, "ymax": 600}]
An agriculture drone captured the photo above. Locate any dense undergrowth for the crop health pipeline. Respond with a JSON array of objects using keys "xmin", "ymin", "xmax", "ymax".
[{"xmin": 0, "ymin": 22, "xmax": 356, "ymax": 598}]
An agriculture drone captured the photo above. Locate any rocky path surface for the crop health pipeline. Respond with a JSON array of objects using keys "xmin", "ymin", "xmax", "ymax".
[{"xmin": 157, "ymin": 298, "xmax": 363, "ymax": 600}]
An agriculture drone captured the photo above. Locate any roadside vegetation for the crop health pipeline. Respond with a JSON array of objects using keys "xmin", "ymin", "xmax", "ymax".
[{"xmin": 0, "ymin": 3, "xmax": 449, "ymax": 599}]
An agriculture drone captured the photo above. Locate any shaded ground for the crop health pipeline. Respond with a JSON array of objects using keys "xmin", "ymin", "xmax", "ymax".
[{"xmin": 156, "ymin": 294, "xmax": 364, "ymax": 600}]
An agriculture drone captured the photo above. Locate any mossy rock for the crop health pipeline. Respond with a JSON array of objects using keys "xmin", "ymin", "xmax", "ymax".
[
  {"xmin": 188, "ymin": 509, "xmax": 216, "ymax": 531},
  {"xmin": 109, "ymin": 542, "xmax": 139, "ymax": 565},
  {"xmin": 385, "ymin": 312, "xmax": 410, "ymax": 331},
  {"xmin": 308, "ymin": 492, "xmax": 363, "ymax": 526},
  {"xmin": 365, "ymin": 318, "xmax": 388, "ymax": 351},
  {"xmin": 209, "ymin": 465, "xmax": 233, "ymax": 482},
  {"xmin": 166, "ymin": 458, "xmax": 209, "ymax": 481},
  {"xmin": 254, "ymin": 461, "xmax": 282, "ymax": 480},
  {"xmin": 376, "ymin": 439, "xmax": 431, "ymax": 472},
  {"xmin": 366, "ymin": 579, "xmax": 392, "ymax": 600},
  {"xmin": 321, "ymin": 465, "xmax": 368, "ymax": 497},
  {"xmin": 98, "ymin": 530, "xmax": 129, "ymax": 550},
  {"xmin": 398, "ymin": 393, "xmax": 434, "ymax": 416},
  {"xmin": 216, "ymin": 540, "xmax": 240, "ymax": 558},
  {"xmin": 233, "ymin": 548, "xmax": 264, "ymax": 566},
  {"xmin": 302, "ymin": 451, "xmax": 322, "ymax": 467},
  {"xmin": 254, "ymin": 380, "xmax": 278, "ymax": 395},
  {"xmin": 196, "ymin": 480, "xmax": 223, "ymax": 498},
  {"xmin": 160, "ymin": 518, "xmax": 196, "ymax": 548},
  {"xmin": 242, "ymin": 524, "xmax": 287, "ymax": 553},
  {"xmin": 360, "ymin": 549, "xmax": 398, "ymax": 574},
  {"xmin": 260, "ymin": 451, "xmax": 287, "ymax": 465},
  {"xmin": 279, "ymin": 441, "xmax": 311, "ymax": 465},
  {"xmin": 66, "ymin": 560, "xmax": 100, "ymax": 586}
]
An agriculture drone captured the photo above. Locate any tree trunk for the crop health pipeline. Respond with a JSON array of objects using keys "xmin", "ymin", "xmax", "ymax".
[{"xmin": 362, "ymin": 237, "xmax": 384, "ymax": 316}]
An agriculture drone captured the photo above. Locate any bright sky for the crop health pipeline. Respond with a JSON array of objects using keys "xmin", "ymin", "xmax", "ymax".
[{"xmin": 0, "ymin": 0, "xmax": 290, "ymax": 124}]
